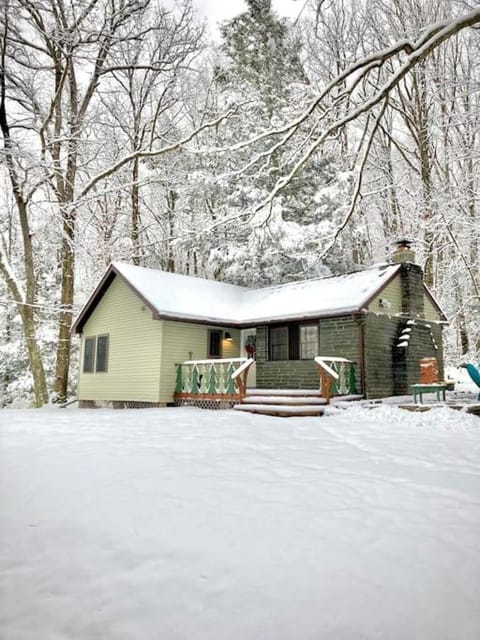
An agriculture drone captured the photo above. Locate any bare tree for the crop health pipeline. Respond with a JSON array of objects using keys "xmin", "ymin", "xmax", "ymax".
[
  {"xmin": 0, "ymin": 0, "xmax": 225, "ymax": 404},
  {"xmin": 0, "ymin": 1, "xmax": 48, "ymax": 406},
  {"xmin": 99, "ymin": 0, "xmax": 203, "ymax": 265}
]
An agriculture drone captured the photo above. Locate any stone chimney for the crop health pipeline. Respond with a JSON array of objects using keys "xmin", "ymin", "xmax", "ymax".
[{"xmin": 391, "ymin": 240, "xmax": 425, "ymax": 317}]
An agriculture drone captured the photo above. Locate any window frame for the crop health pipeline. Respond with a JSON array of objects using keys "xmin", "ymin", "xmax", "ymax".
[
  {"xmin": 268, "ymin": 322, "xmax": 319, "ymax": 361},
  {"xmin": 95, "ymin": 334, "xmax": 110, "ymax": 373},
  {"xmin": 83, "ymin": 336, "xmax": 96, "ymax": 373},
  {"xmin": 269, "ymin": 326, "xmax": 289, "ymax": 361},
  {"xmin": 299, "ymin": 324, "xmax": 319, "ymax": 360},
  {"xmin": 207, "ymin": 329, "xmax": 223, "ymax": 359}
]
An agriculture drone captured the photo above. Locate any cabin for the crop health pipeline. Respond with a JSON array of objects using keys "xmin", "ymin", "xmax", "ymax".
[{"xmin": 72, "ymin": 243, "xmax": 447, "ymax": 408}]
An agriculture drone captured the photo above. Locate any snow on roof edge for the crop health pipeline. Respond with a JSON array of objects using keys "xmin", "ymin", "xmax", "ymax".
[{"xmin": 111, "ymin": 261, "xmax": 401, "ymax": 324}]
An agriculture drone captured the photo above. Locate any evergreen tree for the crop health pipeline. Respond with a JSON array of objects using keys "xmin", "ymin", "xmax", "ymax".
[
  {"xmin": 220, "ymin": 0, "xmax": 306, "ymax": 118},
  {"xmin": 203, "ymin": 1, "xmax": 350, "ymax": 286}
]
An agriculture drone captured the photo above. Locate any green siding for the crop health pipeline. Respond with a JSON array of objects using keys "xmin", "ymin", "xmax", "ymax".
[
  {"xmin": 363, "ymin": 315, "xmax": 444, "ymax": 398},
  {"xmin": 78, "ymin": 276, "xmax": 163, "ymax": 403},
  {"xmin": 159, "ymin": 322, "xmax": 240, "ymax": 404},
  {"xmin": 363, "ymin": 315, "xmax": 399, "ymax": 398},
  {"xmin": 255, "ymin": 319, "xmax": 362, "ymax": 391},
  {"xmin": 255, "ymin": 326, "xmax": 318, "ymax": 389},
  {"xmin": 424, "ymin": 294, "xmax": 442, "ymax": 321},
  {"xmin": 318, "ymin": 316, "xmax": 362, "ymax": 390},
  {"xmin": 368, "ymin": 276, "xmax": 402, "ymax": 314},
  {"xmin": 368, "ymin": 275, "xmax": 442, "ymax": 322}
]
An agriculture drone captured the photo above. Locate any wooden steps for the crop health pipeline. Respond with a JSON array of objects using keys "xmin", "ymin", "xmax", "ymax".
[
  {"xmin": 234, "ymin": 403, "xmax": 325, "ymax": 417},
  {"xmin": 234, "ymin": 388, "xmax": 326, "ymax": 417},
  {"xmin": 234, "ymin": 388, "xmax": 364, "ymax": 417},
  {"xmin": 245, "ymin": 388, "xmax": 322, "ymax": 397},
  {"xmin": 242, "ymin": 395, "xmax": 327, "ymax": 406}
]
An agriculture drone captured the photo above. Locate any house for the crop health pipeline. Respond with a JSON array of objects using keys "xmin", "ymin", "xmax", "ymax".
[{"xmin": 72, "ymin": 243, "xmax": 447, "ymax": 407}]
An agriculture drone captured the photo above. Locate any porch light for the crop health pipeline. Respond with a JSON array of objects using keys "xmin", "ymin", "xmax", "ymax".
[{"xmin": 225, "ymin": 332, "xmax": 233, "ymax": 342}]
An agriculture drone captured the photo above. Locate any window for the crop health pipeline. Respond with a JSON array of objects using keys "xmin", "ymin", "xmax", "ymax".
[
  {"xmin": 208, "ymin": 330, "xmax": 222, "ymax": 358},
  {"xmin": 270, "ymin": 326, "xmax": 289, "ymax": 360},
  {"xmin": 96, "ymin": 335, "xmax": 109, "ymax": 372},
  {"xmin": 268, "ymin": 323, "xmax": 319, "ymax": 361},
  {"xmin": 83, "ymin": 337, "xmax": 95, "ymax": 373},
  {"xmin": 300, "ymin": 325, "xmax": 318, "ymax": 359}
]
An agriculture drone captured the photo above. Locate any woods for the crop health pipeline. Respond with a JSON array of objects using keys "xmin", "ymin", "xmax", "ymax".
[{"xmin": 1, "ymin": 0, "xmax": 479, "ymax": 406}]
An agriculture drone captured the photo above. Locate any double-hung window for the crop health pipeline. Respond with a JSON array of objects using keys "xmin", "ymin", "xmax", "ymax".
[
  {"xmin": 96, "ymin": 335, "xmax": 109, "ymax": 372},
  {"xmin": 299, "ymin": 325, "xmax": 318, "ymax": 359},
  {"xmin": 270, "ymin": 326, "xmax": 289, "ymax": 361},
  {"xmin": 269, "ymin": 324, "xmax": 318, "ymax": 361},
  {"xmin": 208, "ymin": 330, "xmax": 222, "ymax": 358},
  {"xmin": 83, "ymin": 337, "xmax": 95, "ymax": 373},
  {"xmin": 82, "ymin": 335, "xmax": 109, "ymax": 373}
]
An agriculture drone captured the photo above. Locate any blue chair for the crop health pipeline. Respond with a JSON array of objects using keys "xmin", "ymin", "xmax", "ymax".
[{"xmin": 461, "ymin": 363, "xmax": 480, "ymax": 401}]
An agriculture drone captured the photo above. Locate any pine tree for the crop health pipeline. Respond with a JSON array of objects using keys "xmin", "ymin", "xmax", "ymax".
[
  {"xmin": 220, "ymin": 0, "xmax": 306, "ymax": 118},
  {"xmin": 205, "ymin": 1, "xmax": 350, "ymax": 286}
]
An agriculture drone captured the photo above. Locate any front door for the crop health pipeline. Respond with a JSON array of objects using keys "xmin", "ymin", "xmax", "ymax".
[{"xmin": 240, "ymin": 328, "xmax": 256, "ymax": 388}]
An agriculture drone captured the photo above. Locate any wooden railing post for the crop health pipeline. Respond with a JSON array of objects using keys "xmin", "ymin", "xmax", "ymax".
[
  {"xmin": 319, "ymin": 369, "xmax": 334, "ymax": 404},
  {"xmin": 314, "ymin": 356, "xmax": 356, "ymax": 403},
  {"xmin": 232, "ymin": 358, "xmax": 254, "ymax": 400}
]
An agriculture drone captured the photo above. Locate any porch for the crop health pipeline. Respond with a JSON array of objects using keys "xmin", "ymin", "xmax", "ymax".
[{"xmin": 173, "ymin": 356, "xmax": 361, "ymax": 415}]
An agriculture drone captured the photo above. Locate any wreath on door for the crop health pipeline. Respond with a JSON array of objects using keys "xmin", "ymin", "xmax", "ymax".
[{"xmin": 245, "ymin": 334, "xmax": 256, "ymax": 358}]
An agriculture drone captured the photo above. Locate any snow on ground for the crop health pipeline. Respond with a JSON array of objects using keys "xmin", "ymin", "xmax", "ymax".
[
  {"xmin": 446, "ymin": 365, "xmax": 480, "ymax": 394},
  {"xmin": 1, "ymin": 405, "xmax": 480, "ymax": 640}
]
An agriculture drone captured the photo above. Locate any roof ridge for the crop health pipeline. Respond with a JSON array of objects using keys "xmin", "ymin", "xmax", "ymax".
[
  {"xmin": 251, "ymin": 262, "xmax": 395, "ymax": 292},
  {"xmin": 113, "ymin": 260, "xmax": 396, "ymax": 293},
  {"xmin": 113, "ymin": 261, "xmax": 251, "ymax": 291}
]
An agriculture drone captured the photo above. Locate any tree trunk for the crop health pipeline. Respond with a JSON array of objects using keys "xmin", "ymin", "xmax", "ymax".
[
  {"xmin": 0, "ymin": 247, "xmax": 49, "ymax": 406},
  {"xmin": 131, "ymin": 155, "xmax": 141, "ymax": 265},
  {"xmin": 23, "ymin": 309, "xmax": 50, "ymax": 407},
  {"xmin": 166, "ymin": 189, "xmax": 178, "ymax": 272},
  {"xmin": 53, "ymin": 212, "xmax": 75, "ymax": 403},
  {"xmin": 0, "ymin": 19, "xmax": 49, "ymax": 405}
]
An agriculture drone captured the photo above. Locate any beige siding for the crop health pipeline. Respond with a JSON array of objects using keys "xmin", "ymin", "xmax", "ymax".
[
  {"xmin": 78, "ymin": 276, "xmax": 163, "ymax": 403},
  {"xmin": 223, "ymin": 329, "xmax": 241, "ymax": 359},
  {"xmin": 159, "ymin": 322, "xmax": 240, "ymax": 403},
  {"xmin": 424, "ymin": 294, "xmax": 442, "ymax": 321},
  {"xmin": 368, "ymin": 276, "xmax": 402, "ymax": 314}
]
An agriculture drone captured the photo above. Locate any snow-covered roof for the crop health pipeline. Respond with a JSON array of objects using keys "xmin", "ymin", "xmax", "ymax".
[{"xmin": 74, "ymin": 261, "xmax": 404, "ymax": 332}]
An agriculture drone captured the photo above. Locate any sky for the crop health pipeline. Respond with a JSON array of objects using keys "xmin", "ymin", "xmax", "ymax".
[{"xmin": 195, "ymin": 0, "xmax": 305, "ymax": 33}]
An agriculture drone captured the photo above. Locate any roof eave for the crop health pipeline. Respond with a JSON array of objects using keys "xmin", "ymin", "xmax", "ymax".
[
  {"xmin": 72, "ymin": 265, "xmax": 116, "ymax": 334},
  {"xmin": 72, "ymin": 263, "xmax": 160, "ymax": 334},
  {"xmin": 423, "ymin": 284, "xmax": 448, "ymax": 322},
  {"xmin": 360, "ymin": 264, "xmax": 401, "ymax": 309},
  {"xmin": 155, "ymin": 309, "xmax": 360, "ymax": 327}
]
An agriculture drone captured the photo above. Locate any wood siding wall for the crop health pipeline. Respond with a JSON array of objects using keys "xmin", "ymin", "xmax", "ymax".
[
  {"xmin": 363, "ymin": 315, "xmax": 444, "ymax": 398},
  {"xmin": 368, "ymin": 277, "xmax": 402, "ymax": 314},
  {"xmin": 78, "ymin": 276, "xmax": 163, "ymax": 403},
  {"xmin": 423, "ymin": 295, "xmax": 442, "ymax": 321},
  {"xmin": 369, "ymin": 275, "xmax": 442, "ymax": 321},
  {"xmin": 159, "ymin": 322, "xmax": 240, "ymax": 404}
]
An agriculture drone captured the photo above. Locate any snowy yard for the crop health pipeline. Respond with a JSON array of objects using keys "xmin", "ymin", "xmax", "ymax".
[{"xmin": 1, "ymin": 406, "xmax": 480, "ymax": 640}]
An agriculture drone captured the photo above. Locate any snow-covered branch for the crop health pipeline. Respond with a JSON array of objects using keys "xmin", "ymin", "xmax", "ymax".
[{"xmin": 78, "ymin": 108, "xmax": 237, "ymax": 199}]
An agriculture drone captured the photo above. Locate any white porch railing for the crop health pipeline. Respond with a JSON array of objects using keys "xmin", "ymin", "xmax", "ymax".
[{"xmin": 174, "ymin": 358, "xmax": 254, "ymax": 400}]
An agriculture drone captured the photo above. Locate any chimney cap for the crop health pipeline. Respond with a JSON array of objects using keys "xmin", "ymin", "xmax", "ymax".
[
  {"xmin": 394, "ymin": 239, "xmax": 412, "ymax": 250},
  {"xmin": 392, "ymin": 239, "xmax": 416, "ymax": 264}
]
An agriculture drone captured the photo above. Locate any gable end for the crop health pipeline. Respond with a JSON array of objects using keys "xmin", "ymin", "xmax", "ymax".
[{"xmin": 72, "ymin": 265, "xmax": 159, "ymax": 334}]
